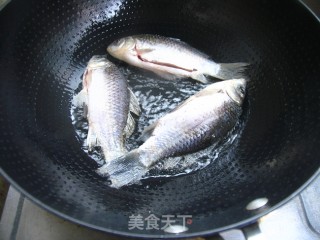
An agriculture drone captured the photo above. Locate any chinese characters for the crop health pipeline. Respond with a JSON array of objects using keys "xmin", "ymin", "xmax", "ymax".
[{"xmin": 128, "ymin": 214, "xmax": 192, "ymax": 231}]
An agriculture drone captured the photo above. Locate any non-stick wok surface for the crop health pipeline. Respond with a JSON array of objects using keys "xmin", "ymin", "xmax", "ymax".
[{"xmin": 0, "ymin": 0, "xmax": 320, "ymax": 238}]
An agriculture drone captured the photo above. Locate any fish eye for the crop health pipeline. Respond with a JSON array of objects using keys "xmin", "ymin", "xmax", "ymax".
[
  {"xmin": 236, "ymin": 85, "xmax": 246, "ymax": 96},
  {"xmin": 238, "ymin": 85, "xmax": 245, "ymax": 95}
]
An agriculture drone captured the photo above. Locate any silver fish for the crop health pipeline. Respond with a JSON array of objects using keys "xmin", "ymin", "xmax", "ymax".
[
  {"xmin": 97, "ymin": 78, "xmax": 246, "ymax": 188},
  {"xmin": 107, "ymin": 34, "xmax": 248, "ymax": 84},
  {"xmin": 73, "ymin": 55, "xmax": 141, "ymax": 163}
]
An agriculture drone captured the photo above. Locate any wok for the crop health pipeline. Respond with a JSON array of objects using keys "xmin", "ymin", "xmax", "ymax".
[{"xmin": 1, "ymin": 0, "xmax": 320, "ymax": 238}]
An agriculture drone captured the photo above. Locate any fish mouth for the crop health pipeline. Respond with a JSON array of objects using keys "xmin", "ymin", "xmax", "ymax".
[{"xmin": 135, "ymin": 45, "xmax": 196, "ymax": 73}]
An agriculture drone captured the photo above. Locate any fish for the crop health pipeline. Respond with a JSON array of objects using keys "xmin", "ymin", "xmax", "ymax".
[
  {"xmin": 73, "ymin": 55, "xmax": 141, "ymax": 163},
  {"xmin": 107, "ymin": 34, "xmax": 248, "ymax": 84},
  {"xmin": 97, "ymin": 78, "xmax": 247, "ymax": 188}
]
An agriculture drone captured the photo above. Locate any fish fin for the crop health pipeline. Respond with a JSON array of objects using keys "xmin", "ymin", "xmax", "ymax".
[
  {"xmin": 87, "ymin": 126, "xmax": 99, "ymax": 150},
  {"xmin": 169, "ymin": 37, "xmax": 181, "ymax": 41},
  {"xmin": 124, "ymin": 88, "xmax": 141, "ymax": 138},
  {"xmin": 153, "ymin": 70, "xmax": 182, "ymax": 80},
  {"xmin": 137, "ymin": 48, "xmax": 155, "ymax": 54},
  {"xmin": 168, "ymin": 87, "xmax": 222, "ymax": 114},
  {"xmin": 190, "ymin": 71, "xmax": 210, "ymax": 84},
  {"xmin": 124, "ymin": 113, "xmax": 136, "ymax": 138},
  {"xmin": 83, "ymin": 105, "xmax": 88, "ymax": 119},
  {"xmin": 128, "ymin": 88, "xmax": 141, "ymax": 116},
  {"xmin": 138, "ymin": 121, "xmax": 158, "ymax": 142},
  {"xmin": 169, "ymin": 91, "xmax": 209, "ymax": 113},
  {"xmin": 215, "ymin": 62, "xmax": 249, "ymax": 80},
  {"xmin": 72, "ymin": 89, "xmax": 87, "ymax": 107},
  {"xmin": 97, "ymin": 150, "xmax": 148, "ymax": 188}
]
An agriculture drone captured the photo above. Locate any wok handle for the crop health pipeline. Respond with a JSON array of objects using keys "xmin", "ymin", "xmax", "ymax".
[
  {"xmin": 218, "ymin": 222, "xmax": 265, "ymax": 240},
  {"xmin": 241, "ymin": 223, "xmax": 265, "ymax": 240}
]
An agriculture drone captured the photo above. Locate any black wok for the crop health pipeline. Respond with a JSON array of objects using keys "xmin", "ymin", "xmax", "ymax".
[{"xmin": 0, "ymin": 0, "xmax": 320, "ymax": 238}]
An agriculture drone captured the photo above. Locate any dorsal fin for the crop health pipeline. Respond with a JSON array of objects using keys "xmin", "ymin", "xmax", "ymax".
[{"xmin": 138, "ymin": 121, "xmax": 158, "ymax": 142}]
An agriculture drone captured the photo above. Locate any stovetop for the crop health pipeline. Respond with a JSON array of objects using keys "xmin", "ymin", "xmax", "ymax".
[{"xmin": 0, "ymin": 173, "xmax": 319, "ymax": 240}]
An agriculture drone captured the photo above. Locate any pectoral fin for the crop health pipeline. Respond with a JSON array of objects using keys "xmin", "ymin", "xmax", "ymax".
[
  {"xmin": 137, "ymin": 48, "xmax": 155, "ymax": 54},
  {"xmin": 128, "ymin": 88, "xmax": 141, "ymax": 116},
  {"xmin": 124, "ymin": 113, "xmax": 136, "ymax": 138},
  {"xmin": 123, "ymin": 89, "xmax": 141, "ymax": 138},
  {"xmin": 153, "ymin": 70, "xmax": 181, "ymax": 80},
  {"xmin": 190, "ymin": 71, "xmax": 210, "ymax": 84}
]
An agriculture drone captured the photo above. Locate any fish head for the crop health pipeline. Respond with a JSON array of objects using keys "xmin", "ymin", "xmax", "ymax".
[
  {"xmin": 225, "ymin": 78, "xmax": 247, "ymax": 105},
  {"xmin": 107, "ymin": 37, "xmax": 136, "ymax": 60},
  {"xmin": 205, "ymin": 79, "xmax": 246, "ymax": 105},
  {"xmin": 87, "ymin": 55, "xmax": 111, "ymax": 69},
  {"xmin": 83, "ymin": 55, "xmax": 113, "ymax": 90}
]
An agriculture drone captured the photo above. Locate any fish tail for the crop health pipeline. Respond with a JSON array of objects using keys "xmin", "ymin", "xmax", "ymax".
[
  {"xmin": 215, "ymin": 62, "xmax": 249, "ymax": 80},
  {"xmin": 96, "ymin": 150, "xmax": 148, "ymax": 188}
]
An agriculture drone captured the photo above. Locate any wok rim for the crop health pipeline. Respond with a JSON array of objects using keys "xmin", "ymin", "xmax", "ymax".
[{"xmin": 1, "ymin": 168, "xmax": 319, "ymax": 238}]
